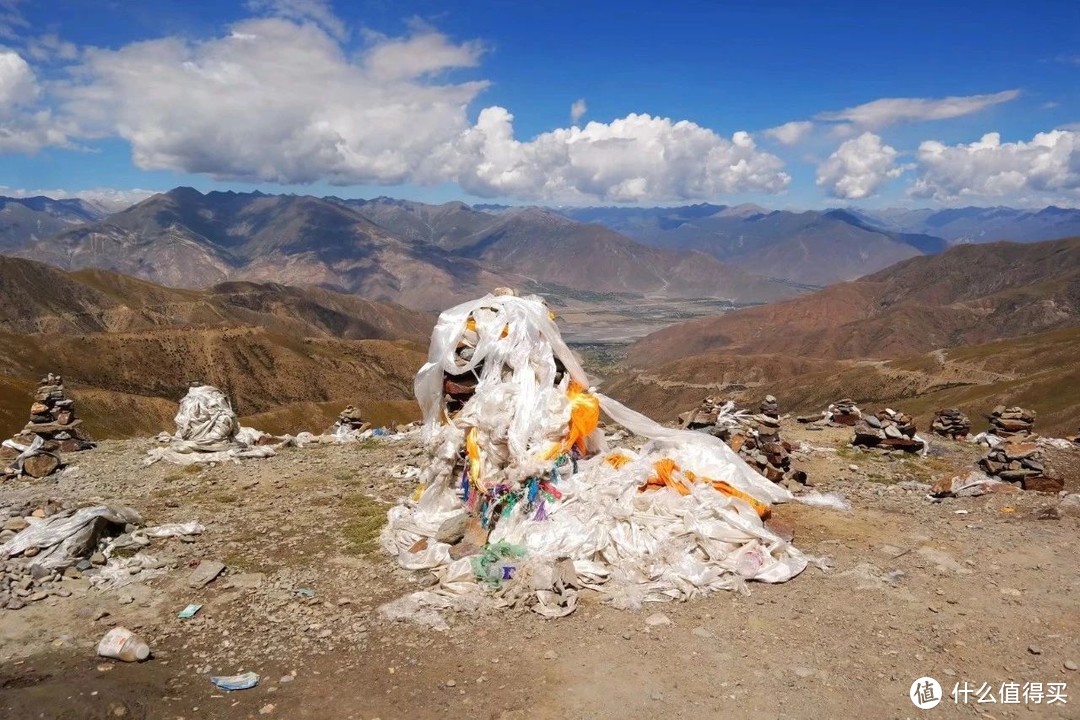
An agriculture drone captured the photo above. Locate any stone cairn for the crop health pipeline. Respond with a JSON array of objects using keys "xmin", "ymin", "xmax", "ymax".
[
  {"xmin": 930, "ymin": 408, "xmax": 971, "ymax": 439},
  {"xmin": 852, "ymin": 408, "xmax": 926, "ymax": 454},
  {"xmin": 977, "ymin": 441, "xmax": 1062, "ymax": 493},
  {"xmin": 1, "ymin": 374, "xmax": 94, "ymax": 479},
  {"xmin": 330, "ymin": 405, "xmax": 371, "ymax": 435},
  {"xmin": 825, "ymin": 399, "xmax": 862, "ymax": 426},
  {"xmin": 681, "ymin": 395, "xmax": 806, "ymax": 486},
  {"xmin": 987, "ymin": 406, "xmax": 1036, "ymax": 440}
]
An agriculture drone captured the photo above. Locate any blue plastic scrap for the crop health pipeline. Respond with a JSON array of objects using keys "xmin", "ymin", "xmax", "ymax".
[
  {"xmin": 211, "ymin": 672, "xmax": 260, "ymax": 691},
  {"xmin": 177, "ymin": 603, "xmax": 202, "ymax": 619}
]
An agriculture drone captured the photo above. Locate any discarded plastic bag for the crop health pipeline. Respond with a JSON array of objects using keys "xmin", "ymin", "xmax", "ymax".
[{"xmin": 0, "ymin": 504, "xmax": 142, "ymax": 570}]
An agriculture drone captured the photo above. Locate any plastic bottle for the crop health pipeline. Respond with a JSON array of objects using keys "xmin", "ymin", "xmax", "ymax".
[{"xmin": 97, "ymin": 627, "xmax": 150, "ymax": 662}]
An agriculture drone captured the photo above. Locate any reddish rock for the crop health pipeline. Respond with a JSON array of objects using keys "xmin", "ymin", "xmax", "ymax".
[
  {"xmin": 22, "ymin": 454, "xmax": 60, "ymax": 478},
  {"xmin": 1022, "ymin": 476, "xmax": 1065, "ymax": 493},
  {"xmin": 764, "ymin": 515, "xmax": 795, "ymax": 542}
]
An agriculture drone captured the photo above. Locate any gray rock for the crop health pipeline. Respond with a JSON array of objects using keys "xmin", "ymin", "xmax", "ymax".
[
  {"xmin": 188, "ymin": 560, "xmax": 226, "ymax": 588},
  {"xmin": 435, "ymin": 513, "xmax": 469, "ymax": 545}
]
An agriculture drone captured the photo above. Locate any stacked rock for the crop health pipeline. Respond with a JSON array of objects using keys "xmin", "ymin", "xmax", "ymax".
[
  {"xmin": 681, "ymin": 395, "xmax": 805, "ymax": 485},
  {"xmin": 1, "ymin": 374, "xmax": 94, "ymax": 479},
  {"xmin": 331, "ymin": 405, "xmax": 371, "ymax": 435},
  {"xmin": 673, "ymin": 397, "xmax": 743, "ymax": 431},
  {"xmin": 977, "ymin": 441, "xmax": 1062, "ymax": 493},
  {"xmin": 739, "ymin": 395, "xmax": 799, "ymax": 483},
  {"xmin": 852, "ymin": 408, "xmax": 926, "ymax": 454},
  {"xmin": 988, "ymin": 406, "xmax": 1036, "ymax": 440},
  {"xmin": 931, "ymin": 408, "xmax": 971, "ymax": 439},
  {"xmin": 825, "ymin": 399, "xmax": 863, "ymax": 426}
]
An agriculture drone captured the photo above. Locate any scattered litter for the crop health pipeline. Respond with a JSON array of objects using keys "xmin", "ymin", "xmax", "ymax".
[
  {"xmin": 89, "ymin": 552, "xmax": 166, "ymax": 589},
  {"xmin": 178, "ymin": 603, "xmax": 202, "ymax": 619},
  {"xmin": 0, "ymin": 504, "xmax": 142, "ymax": 571},
  {"xmin": 294, "ymin": 587, "xmax": 315, "ymax": 598},
  {"xmin": 211, "ymin": 672, "xmax": 260, "ymax": 691},
  {"xmin": 97, "ymin": 627, "xmax": 150, "ymax": 662}
]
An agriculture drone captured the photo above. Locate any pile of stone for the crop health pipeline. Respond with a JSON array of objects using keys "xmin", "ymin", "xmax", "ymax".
[
  {"xmin": 737, "ymin": 395, "xmax": 804, "ymax": 484},
  {"xmin": 681, "ymin": 395, "xmax": 806, "ymax": 486},
  {"xmin": 678, "ymin": 396, "xmax": 750, "ymax": 433},
  {"xmin": 0, "ymin": 500, "xmax": 84, "ymax": 610},
  {"xmin": 328, "ymin": 405, "xmax": 371, "ymax": 438},
  {"xmin": 931, "ymin": 408, "xmax": 971, "ymax": 439},
  {"xmin": 825, "ymin": 399, "xmax": 862, "ymax": 426},
  {"xmin": 977, "ymin": 441, "xmax": 1062, "ymax": 493},
  {"xmin": 1, "ymin": 373, "xmax": 95, "ymax": 479},
  {"xmin": 988, "ymin": 405, "xmax": 1036, "ymax": 440},
  {"xmin": 852, "ymin": 408, "xmax": 926, "ymax": 454}
]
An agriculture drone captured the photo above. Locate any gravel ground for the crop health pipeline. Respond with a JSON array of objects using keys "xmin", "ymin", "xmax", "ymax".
[{"xmin": 1, "ymin": 422, "xmax": 1078, "ymax": 719}]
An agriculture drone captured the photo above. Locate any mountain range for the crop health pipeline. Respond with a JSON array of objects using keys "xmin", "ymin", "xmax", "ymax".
[
  {"xmin": 4, "ymin": 188, "xmax": 1080, "ymax": 305},
  {"xmin": 559, "ymin": 203, "xmax": 1080, "ymax": 286},
  {"xmin": 0, "ymin": 196, "xmax": 106, "ymax": 251},
  {"xmin": 5, "ymin": 189, "xmax": 800, "ymax": 309}
]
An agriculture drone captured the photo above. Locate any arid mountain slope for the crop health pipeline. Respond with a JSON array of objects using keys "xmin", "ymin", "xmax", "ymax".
[
  {"xmin": 18, "ymin": 189, "xmax": 521, "ymax": 310},
  {"xmin": 0, "ymin": 257, "xmax": 432, "ymax": 439},
  {"xmin": 629, "ymin": 237, "xmax": 1080, "ymax": 367},
  {"xmin": 349, "ymin": 199, "xmax": 802, "ymax": 302},
  {"xmin": 605, "ymin": 327, "xmax": 1080, "ymax": 438}
]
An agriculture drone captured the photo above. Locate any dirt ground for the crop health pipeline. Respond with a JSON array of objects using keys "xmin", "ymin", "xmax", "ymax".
[{"xmin": 1, "ymin": 422, "xmax": 1078, "ymax": 720}]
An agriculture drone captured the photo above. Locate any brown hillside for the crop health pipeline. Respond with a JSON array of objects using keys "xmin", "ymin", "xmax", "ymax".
[
  {"xmin": 629, "ymin": 237, "xmax": 1080, "ymax": 367},
  {"xmin": 0, "ymin": 258, "xmax": 433, "ymax": 439},
  {"xmin": 606, "ymin": 326, "xmax": 1080, "ymax": 438}
]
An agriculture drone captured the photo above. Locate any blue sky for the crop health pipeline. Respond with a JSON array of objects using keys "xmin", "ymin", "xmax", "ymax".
[{"xmin": 1, "ymin": 0, "xmax": 1078, "ymax": 208}]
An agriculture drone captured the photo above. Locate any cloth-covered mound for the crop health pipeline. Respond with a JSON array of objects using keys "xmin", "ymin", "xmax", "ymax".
[
  {"xmin": 381, "ymin": 293, "xmax": 827, "ymax": 618},
  {"xmin": 145, "ymin": 385, "xmax": 278, "ymax": 465}
]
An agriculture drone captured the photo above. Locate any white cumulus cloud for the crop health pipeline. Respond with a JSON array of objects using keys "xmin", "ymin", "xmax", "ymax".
[
  {"xmin": 910, "ymin": 130, "xmax": 1080, "ymax": 204},
  {"xmin": 816, "ymin": 90, "xmax": 1020, "ymax": 129},
  {"xmin": 427, "ymin": 108, "xmax": 790, "ymax": 202},
  {"xmin": 816, "ymin": 132, "xmax": 905, "ymax": 199},
  {"xmin": 570, "ymin": 98, "xmax": 587, "ymax": 125},
  {"xmin": 58, "ymin": 19, "xmax": 489, "ymax": 185},
  {"xmin": 0, "ymin": 47, "xmax": 36, "ymax": 105},
  {"xmin": 763, "ymin": 120, "xmax": 813, "ymax": 146},
  {"xmin": 0, "ymin": 47, "xmax": 69, "ymax": 152},
  {"xmin": 41, "ymin": 15, "xmax": 788, "ymax": 202}
]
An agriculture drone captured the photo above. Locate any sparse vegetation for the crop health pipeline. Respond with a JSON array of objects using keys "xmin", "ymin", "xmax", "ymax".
[{"xmin": 341, "ymin": 494, "xmax": 389, "ymax": 556}]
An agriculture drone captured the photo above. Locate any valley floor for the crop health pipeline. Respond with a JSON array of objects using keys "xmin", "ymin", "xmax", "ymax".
[{"xmin": 1, "ymin": 423, "xmax": 1078, "ymax": 720}]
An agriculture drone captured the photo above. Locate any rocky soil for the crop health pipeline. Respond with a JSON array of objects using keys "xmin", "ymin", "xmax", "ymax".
[{"xmin": 1, "ymin": 423, "xmax": 1078, "ymax": 719}]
